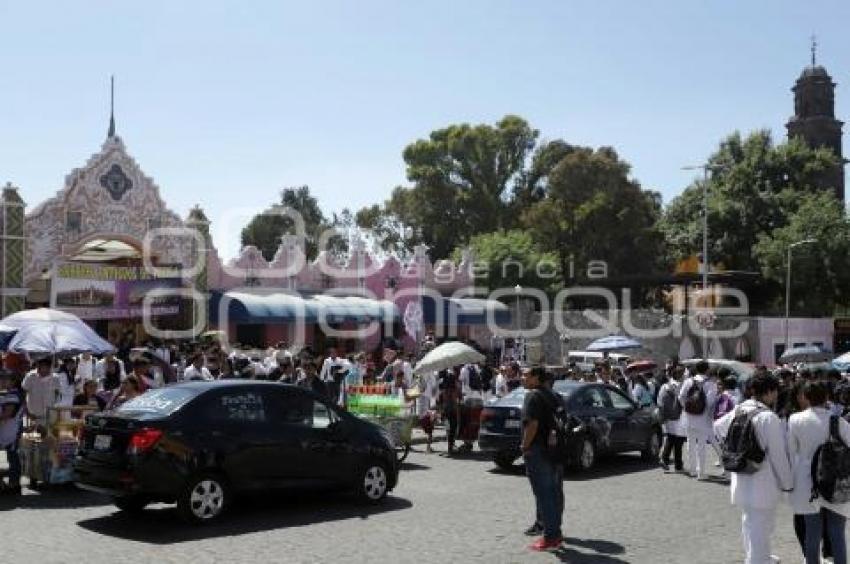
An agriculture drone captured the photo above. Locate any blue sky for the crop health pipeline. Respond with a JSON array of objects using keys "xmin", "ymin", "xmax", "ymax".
[{"xmin": 1, "ymin": 1, "xmax": 847, "ymax": 258}]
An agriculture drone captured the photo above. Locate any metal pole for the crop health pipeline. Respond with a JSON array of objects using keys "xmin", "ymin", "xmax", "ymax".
[
  {"xmin": 785, "ymin": 245, "xmax": 792, "ymax": 348},
  {"xmin": 702, "ymin": 166, "xmax": 709, "ymax": 358}
]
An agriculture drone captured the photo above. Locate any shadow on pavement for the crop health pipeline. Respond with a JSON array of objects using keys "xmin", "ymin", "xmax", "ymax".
[
  {"xmin": 76, "ymin": 492, "xmax": 413, "ymax": 544},
  {"xmin": 563, "ymin": 537, "xmax": 626, "ymax": 555},
  {"xmin": 0, "ymin": 484, "xmax": 112, "ymax": 511},
  {"xmin": 553, "ymin": 546, "xmax": 630, "ymax": 564},
  {"xmin": 399, "ymin": 462, "xmax": 430, "ymax": 472},
  {"xmin": 565, "ymin": 454, "xmax": 659, "ymax": 482},
  {"xmin": 487, "ymin": 453, "xmax": 659, "ymax": 481}
]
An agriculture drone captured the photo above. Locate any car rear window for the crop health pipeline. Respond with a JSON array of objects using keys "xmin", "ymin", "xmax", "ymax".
[{"xmin": 117, "ymin": 387, "xmax": 197, "ymax": 415}]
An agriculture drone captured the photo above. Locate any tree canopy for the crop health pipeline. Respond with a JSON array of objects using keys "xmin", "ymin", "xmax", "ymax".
[{"xmin": 241, "ymin": 186, "xmax": 334, "ymax": 261}]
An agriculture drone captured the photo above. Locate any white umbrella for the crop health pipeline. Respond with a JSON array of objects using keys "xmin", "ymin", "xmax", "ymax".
[
  {"xmin": 1, "ymin": 308, "xmax": 115, "ymax": 356},
  {"xmin": 413, "ymin": 341, "xmax": 485, "ymax": 375},
  {"xmin": 779, "ymin": 345, "xmax": 831, "ymax": 365},
  {"xmin": 586, "ymin": 335, "xmax": 642, "ymax": 352}
]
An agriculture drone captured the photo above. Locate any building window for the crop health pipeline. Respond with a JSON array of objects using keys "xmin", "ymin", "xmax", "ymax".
[
  {"xmin": 66, "ymin": 211, "xmax": 82, "ymax": 235},
  {"xmin": 147, "ymin": 217, "xmax": 162, "ymax": 231}
]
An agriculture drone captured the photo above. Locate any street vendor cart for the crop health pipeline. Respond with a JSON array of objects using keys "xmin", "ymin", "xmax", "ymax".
[
  {"xmin": 21, "ymin": 405, "xmax": 97, "ymax": 486},
  {"xmin": 347, "ymin": 385, "xmax": 417, "ymax": 462}
]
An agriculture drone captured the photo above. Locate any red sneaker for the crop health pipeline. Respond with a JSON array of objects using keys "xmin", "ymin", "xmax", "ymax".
[{"xmin": 528, "ymin": 537, "xmax": 563, "ymax": 551}]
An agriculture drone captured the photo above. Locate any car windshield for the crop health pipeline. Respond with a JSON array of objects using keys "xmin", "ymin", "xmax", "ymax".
[{"xmin": 116, "ymin": 387, "xmax": 197, "ymax": 415}]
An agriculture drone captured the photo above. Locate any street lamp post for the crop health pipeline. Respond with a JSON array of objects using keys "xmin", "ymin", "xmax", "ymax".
[
  {"xmin": 514, "ymin": 284, "xmax": 522, "ymax": 363},
  {"xmin": 785, "ymin": 238, "xmax": 817, "ymax": 347},
  {"xmin": 682, "ymin": 162, "xmax": 729, "ymax": 357}
]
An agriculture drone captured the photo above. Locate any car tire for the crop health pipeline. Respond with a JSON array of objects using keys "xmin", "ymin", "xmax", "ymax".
[
  {"xmin": 494, "ymin": 451, "xmax": 516, "ymax": 470},
  {"xmin": 641, "ymin": 430, "xmax": 661, "ymax": 462},
  {"xmin": 113, "ymin": 494, "xmax": 149, "ymax": 513},
  {"xmin": 176, "ymin": 472, "xmax": 230, "ymax": 524},
  {"xmin": 577, "ymin": 437, "xmax": 596, "ymax": 471},
  {"xmin": 355, "ymin": 461, "xmax": 389, "ymax": 504}
]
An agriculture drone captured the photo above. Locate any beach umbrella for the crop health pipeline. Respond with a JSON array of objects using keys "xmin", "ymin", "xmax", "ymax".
[
  {"xmin": 413, "ymin": 341, "xmax": 485, "ymax": 375},
  {"xmin": 0, "ymin": 308, "xmax": 114, "ymax": 356},
  {"xmin": 586, "ymin": 335, "xmax": 642, "ymax": 352},
  {"xmin": 779, "ymin": 345, "xmax": 831, "ymax": 365}
]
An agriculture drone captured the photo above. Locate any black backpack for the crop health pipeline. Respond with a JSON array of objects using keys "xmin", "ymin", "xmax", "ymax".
[
  {"xmin": 537, "ymin": 389, "xmax": 574, "ymax": 462},
  {"xmin": 467, "ymin": 365, "xmax": 483, "ymax": 392},
  {"xmin": 659, "ymin": 385, "xmax": 683, "ymax": 422},
  {"xmin": 811, "ymin": 415, "xmax": 850, "ymax": 504},
  {"xmin": 721, "ymin": 407, "xmax": 766, "ymax": 474},
  {"xmin": 684, "ymin": 380, "xmax": 707, "ymax": 415}
]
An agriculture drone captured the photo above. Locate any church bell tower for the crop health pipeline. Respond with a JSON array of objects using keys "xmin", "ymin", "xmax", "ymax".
[{"xmin": 786, "ymin": 38, "xmax": 845, "ymax": 202}]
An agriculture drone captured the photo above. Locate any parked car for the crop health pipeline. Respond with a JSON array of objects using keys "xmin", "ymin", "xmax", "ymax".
[
  {"xmin": 478, "ymin": 381, "xmax": 661, "ymax": 471},
  {"xmin": 74, "ymin": 381, "xmax": 398, "ymax": 523}
]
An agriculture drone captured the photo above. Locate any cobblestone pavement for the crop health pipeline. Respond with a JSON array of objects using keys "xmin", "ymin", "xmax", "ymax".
[{"xmin": 2, "ymin": 446, "xmax": 805, "ymax": 563}]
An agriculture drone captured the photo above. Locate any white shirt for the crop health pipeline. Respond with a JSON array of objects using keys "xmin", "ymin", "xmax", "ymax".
[
  {"xmin": 678, "ymin": 374, "xmax": 718, "ymax": 435},
  {"xmin": 789, "ymin": 406, "xmax": 850, "ymax": 517},
  {"xmin": 494, "ymin": 372, "xmax": 508, "ymax": 398},
  {"xmin": 415, "ymin": 372, "xmax": 437, "ymax": 415},
  {"xmin": 719, "ymin": 399, "xmax": 793, "ymax": 510},
  {"xmin": 657, "ymin": 380, "xmax": 686, "ymax": 437},
  {"xmin": 183, "ymin": 365, "xmax": 213, "ymax": 381},
  {"xmin": 21, "ymin": 371, "xmax": 61, "ymax": 419},
  {"xmin": 76, "ymin": 356, "xmax": 96, "ymax": 383},
  {"xmin": 459, "ymin": 364, "xmax": 483, "ymax": 400},
  {"xmin": 319, "ymin": 356, "xmax": 344, "ymax": 383}
]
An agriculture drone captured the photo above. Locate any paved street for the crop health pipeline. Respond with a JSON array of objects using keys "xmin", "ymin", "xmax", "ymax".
[{"xmin": 2, "ymin": 445, "xmax": 804, "ymax": 564}]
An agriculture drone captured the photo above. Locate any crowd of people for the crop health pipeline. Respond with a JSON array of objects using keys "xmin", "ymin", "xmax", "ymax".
[
  {"xmin": 3, "ymin": 335, "xmax": 850, "ymax": 563},
  {"xmin": 519, "ymin": 357, "xmax": 850, "ymax": 562}
]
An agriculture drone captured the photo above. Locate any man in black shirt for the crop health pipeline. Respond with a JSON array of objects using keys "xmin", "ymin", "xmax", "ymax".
[{"xmin": 521, "ymin": 366, "xmax": 564, "ymax": 551}]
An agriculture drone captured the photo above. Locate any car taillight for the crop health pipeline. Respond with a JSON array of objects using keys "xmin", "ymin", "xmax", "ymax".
[{"xmin": 127, "ymin": 428, "xmax": 163, "ymax": 455}]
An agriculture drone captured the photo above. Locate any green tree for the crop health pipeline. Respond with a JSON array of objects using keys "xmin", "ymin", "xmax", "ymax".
[
  {"xmin": 383, "ymin": 115, "xmax": 539, "ymax": 259},
  {"xmin": 521, "ymin": 146, "xmax": 664, "ymax": 284},
  {"xmin": 241, "ymin": 186, "xmax": 331, "ymax": 261},
  {"xmin": 453, "ymin": 230, "xmax": 560, "ymax": 293},
  {"xmin": 753, "ymin": 191, "xmax": 850, "ymax": 316},
  {"xmin": 660, "ymin": 131, "xmax": 839, "ymax": 271}
]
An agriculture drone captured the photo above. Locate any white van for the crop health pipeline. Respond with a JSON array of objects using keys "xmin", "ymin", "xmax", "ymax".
[{"xmin": 566, "ymin": 351, "xmax": 631, "ymax": 373}]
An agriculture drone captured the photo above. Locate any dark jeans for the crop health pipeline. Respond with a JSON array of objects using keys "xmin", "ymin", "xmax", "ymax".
[
  {"xmin": 661, "ymin": 434, "xmax": 685, "ymax": 470},
  {"xmin": 4, "ymin": 438, "xmax": 21, "ymax": 486},
  {"xmin": 524, "ymin": 445, "xmax": 564, "ymax": 540},
  {"xmin": 443, "ymin": 405, "xmax": 458, "ymax": 450},
  {"xmin": 804, "ymin": 509, "xmax": 846, "ymax": 564}
]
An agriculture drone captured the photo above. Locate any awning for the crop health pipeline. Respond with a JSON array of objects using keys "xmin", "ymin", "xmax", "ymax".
[
  {"xmin": 421, "ymin": 296, "xmax": 511, "ymax": 325},
  {"xmin": 209, "ymin": 291, "xmax": 399, "ymax": 324}
]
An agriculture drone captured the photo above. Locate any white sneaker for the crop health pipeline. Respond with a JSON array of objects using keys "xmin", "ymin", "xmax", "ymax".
[{"xmin": 769, "ymin": 555, "xmax": 780, "ymax": 563}]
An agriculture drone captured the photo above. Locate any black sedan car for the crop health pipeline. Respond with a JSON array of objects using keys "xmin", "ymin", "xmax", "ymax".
[
  {"xmin": 478, "ymin": 381, "xmax": 661, "ymax": 471},
  {"xmin": 74, "ymin": 381, "xmax": 398, "ymax": 523}
]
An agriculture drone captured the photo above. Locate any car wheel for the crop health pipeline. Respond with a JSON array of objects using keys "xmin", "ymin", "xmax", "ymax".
[
  {"xmin": 356, "ymin": 461, "xmax": 389, "ymax": 504},
  {"xmin": 177, "ymin": 472, "xmax": 230, "ymax": 524},
  {"xmin": 577, "ymin": 438, "xmax": 596, "ymax": 471},
  {"xmin": 113, "ymin": 494, "xmax": 149, "ymax": 513},
  {"xmin": 641, "ymin": 431, "xmax": 661, "ymax": 462},
  {"xmin": 494, "ymin": 451, "xmax": 516, "ymax": 470}
]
